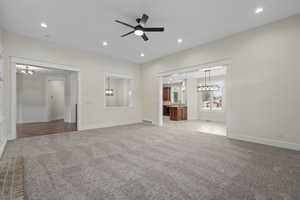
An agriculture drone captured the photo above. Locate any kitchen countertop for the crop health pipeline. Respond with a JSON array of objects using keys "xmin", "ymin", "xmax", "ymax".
[{"xmin": 164, "ymin": 104, "xmax": 187, "ymax": 108}]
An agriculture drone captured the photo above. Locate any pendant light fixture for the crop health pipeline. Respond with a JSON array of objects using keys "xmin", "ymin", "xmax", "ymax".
[
  {"xmin": 197, "ymin": 70, "xmax": 219, "ymax": 92},
  {"xmin": 20, "ymin": 66, "xmax": 35, "ymax": 75},
  {"xmin": 105, "ymin": 76, "xmax": 114, "ymax": 96}
]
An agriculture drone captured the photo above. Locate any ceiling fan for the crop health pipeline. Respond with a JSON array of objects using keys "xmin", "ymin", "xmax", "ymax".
[{"xmin": 115, "ymin": 14, "xmax": 164, "ymax": 41}]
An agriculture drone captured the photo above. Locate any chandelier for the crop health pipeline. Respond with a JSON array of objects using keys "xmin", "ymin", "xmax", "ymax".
[
  {"xmin": 20, "ymin": 66, "xmax": 35, "ymax": 75},
  {"xmin": 105, "ymin": 76, "xmax": 114, "ymax": 96},
  {"xmin": 197, "ymin": 70, "xmax": 219, "ymax": 92}
]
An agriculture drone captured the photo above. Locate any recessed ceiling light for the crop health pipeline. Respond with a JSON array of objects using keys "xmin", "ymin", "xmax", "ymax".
[
  {"xmin": 177, "ymin": 38, "xmax": 183, "ymax": 43},
  {"xmin": 140, "ymin": 53, "xmax": 145, "ymax": 57},
  {"xmin": 40, "ymin": 22, "xmax": 48, "ymax": 28},
  {"xmin": 255, "ymin": 7, "xmax": 264, "ymax": 14},
  {"xmin": 102, "ymin": 41, "xmax": 108, "ymax": 46}
]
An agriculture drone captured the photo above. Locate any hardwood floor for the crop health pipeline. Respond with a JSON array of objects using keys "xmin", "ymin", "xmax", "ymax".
[{"xmin": 17, "ymin": 119, "xmax": 77, "ymax": 138}]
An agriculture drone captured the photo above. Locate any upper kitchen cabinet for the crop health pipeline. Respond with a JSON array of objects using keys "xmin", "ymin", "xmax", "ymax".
[{"xmin": 163, "ymin": 87, "xmax": 171, "ymax": 101}]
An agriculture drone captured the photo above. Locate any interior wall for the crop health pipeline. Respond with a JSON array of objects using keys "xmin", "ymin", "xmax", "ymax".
[
  {"xmin": 0, "ymin": 26, "xmax": 5, "ymax": 156},
  {"xmin": 105, "ymin": 78, "xmax": 131, "ymax": 107},
  {"xmin": 16, "ymin": 73, "xmax": 74, "ymax": 124},
  {"xmin": 0, "ymin": 27, "xmax": 3, "ymax": 54},
  {"xmin": 186, "ymin": 79, "xmax": 198, "ymax": 120},
  {"xmin": 45, "ymin": 73, "xmax": 77, "ymax": 123},
  {"xmin": 2, "ymin": 31, "xmax": 142, "ymax": 138},
  {"xmin": 142, "ymin": 14, "xmax": 300, "ymax": 149},
  {"xmin": 17, "ymin": 73, "xmax": 48, "ymax": 123},
  {"xmin": 65, "ymin": 72, "xmax": 78, "ymax": 123},
  {"xmin": 48, "ymin": 80, "xmax": 65, "ymax": 121}
]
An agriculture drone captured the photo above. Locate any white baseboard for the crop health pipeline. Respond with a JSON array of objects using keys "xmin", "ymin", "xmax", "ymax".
[
  {"xmin": 80, "ymin": 120, "xmax": 142, "ymax": 131},
  {"xmin": 142, "ymin": 119, "xmax": 154, "ymax": 124},
  {"xmin": 0, "ymin": 138, "xmax": 7, "ymax": 158},
  {"xmin": 228, "ymin": 133, "xmax": 300, "ymax": 151},
  {"xmin": 64, "ymin": 120, "xmax": 76, "ymax": 123},
  {"xmin": 17, "ymin": 120, "xmax": 49, "ymax": 124}
]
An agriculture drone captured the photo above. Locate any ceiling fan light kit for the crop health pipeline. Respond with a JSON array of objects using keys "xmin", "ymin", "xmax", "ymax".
[
  {"xmin": 134, "ymin": 29, "xmax": 144, "ymax": 36},
  {"xmin": 115, "ymin": 14, "xmax": 165, "ymax": 41}
]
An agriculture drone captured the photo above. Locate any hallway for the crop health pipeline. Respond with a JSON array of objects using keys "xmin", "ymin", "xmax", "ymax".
[{"xmin": 17, "ymin": 120, "xmax": 77, "ymax": 138}]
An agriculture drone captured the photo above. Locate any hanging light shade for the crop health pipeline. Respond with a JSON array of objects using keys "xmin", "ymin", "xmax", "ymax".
[
  {"xmin": 20, "ymin": 66, "xmax": 35, "ymax": 75},
  {"xmin": 105, "ymin": 89, "xmax": 114, "ymax": 96},
  {"xmin": 197, "ymin": 70, "xmax": 219, "ymax": 92},
  {"xmin": 105, "ymin": 76, "xmax": 114, "ymax": 96}
]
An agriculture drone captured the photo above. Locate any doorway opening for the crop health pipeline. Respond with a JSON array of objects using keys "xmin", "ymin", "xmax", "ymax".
[
  {"xmin": 160, "ymin": 63, "xmax": 228, "ymax": 136},
  {"xmin": 14, "ymin": 61, "xmax": 79, "ymax": 138}
]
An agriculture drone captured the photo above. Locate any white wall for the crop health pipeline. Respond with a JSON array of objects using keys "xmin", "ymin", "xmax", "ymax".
[
  {"xmin": 106, "ymin": 78, "xmax": 132, "ymax": 107},
  {"xmin": 46, "ymin": 73, "xmax": 77, "ymax": 123},
  {"xmin": 17, "ymin": 73, "xmax": 48, "ymax": 123},
  {"xmin": 0, "ymin": 28, "xmax": 3, "ymax": 54},
  {"xmin": 48, "ymin": 80, "xmax": 65, "ymax": 121},
  {"xmin": 142, "ymin": 15, "xmax": 300, "ymax": 150},
  {"xmin": 2, "ymin": 31, "xmax": 142, "ymax": 138},
  {"xmin": 64, "ymin": 72, "xmax": 78, "ymax": 123},
  {"xmin": 16, "ymin": 73, "xmax": 74, "ymax": 123},
  {"xmin": 186, "ymin": 79, "xmax": 198, "ymax": 120},
  {"xmin": 0, "ymin": 27, "xmax": 5, "ymax": 156}
]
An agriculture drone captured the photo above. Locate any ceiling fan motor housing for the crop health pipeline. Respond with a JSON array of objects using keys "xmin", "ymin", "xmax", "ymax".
[{"xmin": 135, "ymin": 25, "xmax": 143, "ymax": 31}]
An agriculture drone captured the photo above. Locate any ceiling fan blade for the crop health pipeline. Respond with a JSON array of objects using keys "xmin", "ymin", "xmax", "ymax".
[
  {"xmin": 142, "ymin": 34, "xmax": 149, "ymax": 41},
  {"xmin": 143, "ymin": 27, "xmax": 164, "ymax": 32},
  {"xmin": 121, "ymin": 31, "xmax": 134, "ymax": 37},
  {"xmin": 140, "ymin": 14, "xmax": 149, "ymax": 25},
  {"xmin": 115, "ymin": 20, "xmax": 135, "ymax": 29}
]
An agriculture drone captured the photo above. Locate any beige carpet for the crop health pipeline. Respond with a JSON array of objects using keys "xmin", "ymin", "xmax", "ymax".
[
  {"xmin": 0, "ymin": 157, "xmax": 24, "ymax": 200},
  {"xmin": 163, "ymin": 118, "xmax": 227, "ymax": 136},
  {"xmin": 2, "ymin": 124, "xmax": 300, "ymax": 200}
]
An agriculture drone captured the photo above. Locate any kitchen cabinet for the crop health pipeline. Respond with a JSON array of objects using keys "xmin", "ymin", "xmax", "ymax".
[
  {"xmin": 163, "ymin": 106, "xmax": 170, "ymax": 116},
  {"xmin": 163, "ymin": 87, "xmax": 171, "ymax": 101},
  {"xmin": 170, "ymin": 106, "xmax": 187, "ymax": 121}
]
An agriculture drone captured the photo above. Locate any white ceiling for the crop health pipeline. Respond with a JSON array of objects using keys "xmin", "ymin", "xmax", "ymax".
[{"xmin": 1, "ymin": 0, "xmax": 300, "ymax": 64}]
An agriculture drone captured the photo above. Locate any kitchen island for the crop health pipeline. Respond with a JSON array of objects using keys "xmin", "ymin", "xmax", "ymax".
[{"xmin": 164, "ymin": 105, "xmax": 187, "ymax": 121}]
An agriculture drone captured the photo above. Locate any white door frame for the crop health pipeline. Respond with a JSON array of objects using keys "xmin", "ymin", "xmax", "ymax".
[
  {"xmin": 10, "ymin": 57, "xmax": 81, "ymax": 140},
  {"xmin": 157, "ymin": 58, "xmax": 231, "ymax": 128},
  {"xmin": 46, "ymin": 76, "xmax": 66, "ymax": 122}
]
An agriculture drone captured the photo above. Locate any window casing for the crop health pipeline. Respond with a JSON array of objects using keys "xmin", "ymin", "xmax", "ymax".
[
  {"xmin": 105, "ymin": 73, "xmax": 133, "ymax": 108},
  {"xmin": 200, "ymin": 81, "xmax": 224, "ymax": 112}
]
